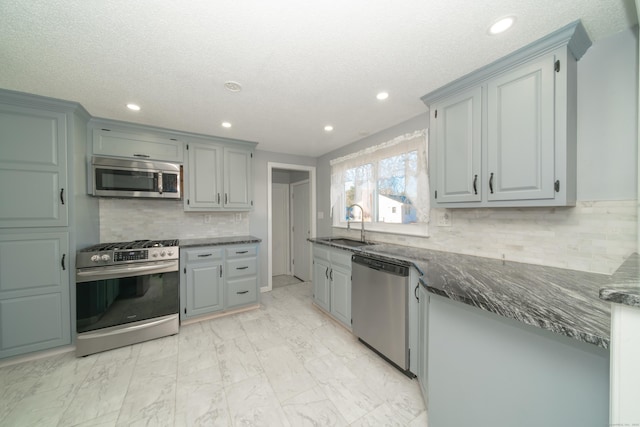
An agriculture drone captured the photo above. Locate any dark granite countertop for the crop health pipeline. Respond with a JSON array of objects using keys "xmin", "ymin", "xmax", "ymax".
[
  {"xmin": 310, "ymin": 237, "xmax": 639, "ymax": 349},
  {"xmin": 179, "ymin": 235, "xmax": 261, "ymax": 248},
  {"xmin": 599, "ymin": 254, "xmax": 640, "ymax": 309}
]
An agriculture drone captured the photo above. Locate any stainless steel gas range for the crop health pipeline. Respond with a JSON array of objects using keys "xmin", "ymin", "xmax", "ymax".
[{"xmin": 75, "ymin": 239, "xmax": 180, "ymax": 357}]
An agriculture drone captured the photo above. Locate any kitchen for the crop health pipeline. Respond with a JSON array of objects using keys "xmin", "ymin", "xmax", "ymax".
[{"xmin": 1, "ymin": 1, "xmax": 639, "ymax": 426}]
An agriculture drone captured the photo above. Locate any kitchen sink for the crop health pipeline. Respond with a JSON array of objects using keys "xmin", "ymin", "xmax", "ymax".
[{"xmin": 325, "ymin": 238, "xmax": 376, "ymax": 248}]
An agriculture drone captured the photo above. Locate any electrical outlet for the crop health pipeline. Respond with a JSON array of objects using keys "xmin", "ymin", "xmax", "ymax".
[
  {"xmin": 235, "ymin": 213, "xmax": 242, "ymax": 222},
  {"xmin": 203, "ymin": 214, "xmax": 211, "ymax": 224},
  {"xmin": 437, "ymin": 210, "xmax": 452, "ymax": 227}
]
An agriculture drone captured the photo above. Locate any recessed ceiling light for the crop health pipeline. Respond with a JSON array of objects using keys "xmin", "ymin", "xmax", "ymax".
[
  {"xmin": 324, "ymin": 125, "xmax": 334, "ymax": 132},
  {"xmin": 488, "ymin": 16, "xmax": 516, "ymax": 35},
  {"xmin": 376, "ymin": 92, "xmax": 389, "ymax": 101},
  {"xmin": 126, "ymin": 103, "xmax": 141, "ymax": 111},
  {"xmin": 222, "ymin": 121, "xmax": 232, "ymax": 128},
  {"xmin": 224, "ymin": 81, "xmax": 242, "ymax": 92}
]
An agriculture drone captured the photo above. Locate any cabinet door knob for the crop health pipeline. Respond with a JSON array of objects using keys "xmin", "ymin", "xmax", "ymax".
[{"xmin": 489, "ymin": 172, "xmax": 494, "ymax": 194}]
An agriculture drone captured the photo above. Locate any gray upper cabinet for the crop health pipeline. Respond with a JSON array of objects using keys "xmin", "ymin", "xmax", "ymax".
[
  {"xmin": 224, "ymin": 147, "xmax": 253, "ymax": 210},
  {"xmin": 424, "ymin": 21, "xmax": 591, "ymax": 208},
  {"xmin": 185, "ymin": 143, "xmax": 224, "ymax": 209},
  {"xmin": 184, "ymin": 141, "xmax": 255, "ymax": 212},
  {"xmin": 92, "ymin": 126, "xmax": 183, "ymax": 163},
  {"xmin": 0, "ymin": 105, "xmax": 68, "ymax": 227},
  {"xmin": 487, "ymin": 55, "xmax": 555, "ymax": 202},
  {"xmin": 431, "ymin": 87, "xmax": 482, "ymax": 204}
]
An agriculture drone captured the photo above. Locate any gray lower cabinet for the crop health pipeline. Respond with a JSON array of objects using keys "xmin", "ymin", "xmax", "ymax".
[
  {"xmin": 181, "ymin": 247, "xmax": 224, "ymax": 319},
  {"xmin": 427, "ymin": 294, "xmax": 609, "ymax": 427},
  {"xmin": 417, "ymin": 284, "xmax": 428, "ymax": 398},
  {"xmin": 312, "ymin": 255, "xmax": 331, "ymax": 312},
  {"xmin": 0, "ymin": 232, "xmax": 70, "ymax": 359},
  {"xmin": 312, "ymin": 245, "xmax": 352, "ymax": 329},
  {"xmin": 224, "ymin": 245, "xmax": 259, "ymax": 309},
  {"xmin": 180, "ymin": 244, "xmax": 259, "ymax": 320}
]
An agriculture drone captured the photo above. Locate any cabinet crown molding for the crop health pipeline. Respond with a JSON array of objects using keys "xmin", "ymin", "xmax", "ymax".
[{"xmin": 421, "ymin": 20, "xmax": 591, "ymax": 105}]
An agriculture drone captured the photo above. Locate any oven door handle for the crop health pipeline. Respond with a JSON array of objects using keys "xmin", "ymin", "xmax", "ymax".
[{"xmin": 76, "ymin": 260, "xmax": 179, "ymax": 283}]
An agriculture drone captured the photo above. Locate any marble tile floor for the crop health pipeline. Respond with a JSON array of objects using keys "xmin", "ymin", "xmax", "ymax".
[
  {"xmin": 272, "ymin": 274, "xmax": 303, "ymax": 289},
  {"xmin": 0, "ymin": 282, "xmax": 427, "ymax": 426}
]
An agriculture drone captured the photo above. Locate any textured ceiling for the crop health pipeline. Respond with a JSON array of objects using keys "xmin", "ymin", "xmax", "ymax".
[{"xmin": 0, "ymin": 1, "xmax": 636, "ymax": 157}]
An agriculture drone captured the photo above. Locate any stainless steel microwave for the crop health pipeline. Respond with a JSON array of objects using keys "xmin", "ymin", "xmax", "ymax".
[{"xmin": 92, "ymin": 156, "xmax": 181, "ymax": 199}]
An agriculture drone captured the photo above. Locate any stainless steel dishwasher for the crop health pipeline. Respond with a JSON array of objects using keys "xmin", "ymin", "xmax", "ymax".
[{"xmin": 351, "ymin": 254, "xmax": 410, "ymax": 374}]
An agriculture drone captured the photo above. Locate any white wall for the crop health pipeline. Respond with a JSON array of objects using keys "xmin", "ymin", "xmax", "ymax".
[{"xmin": 317, "ymin": 27, "xmax": 639, "ymax": 275}]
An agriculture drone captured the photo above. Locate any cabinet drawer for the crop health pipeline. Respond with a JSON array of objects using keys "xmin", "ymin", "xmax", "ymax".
[
  {"xmin": 183, "ymin": 247, "xmax": 223, "ymax": 262},
  {"xmin": 313, "ymin": 246, "xmax": 331, "ymax": 262},
  {"xmin": 225, "ymin": 246, "xmax": 257, "ymax": 259},
  {"xmin": 331, "ymin": 250, "xmax": 352, "ymax": 270},
  {"xmin": 226, "ymin": 277, "xmax": 258, "ymax": 308},
  {"xmin": 225, "ymin": 257, "xmax": 257, "ymax": 278}
]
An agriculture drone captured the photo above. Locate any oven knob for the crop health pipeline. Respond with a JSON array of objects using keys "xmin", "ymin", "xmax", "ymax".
[
  {"xmin": 101, "ymin": 254, "xmax": 110, "ymax": 262},
  {"xmin": 152, "ymin": 252, "xmax": 158, "ymax": 257},
  {"xmin": 160, "ymin": 251, "xmax": 166, "ymax": 257},
  {"xmin": 91, "ymin": 255, "xmax": 100, "ymax": 262},
  {"xmin": 167, "ymin": 250, "xmax": 174, "ymax": 256}
]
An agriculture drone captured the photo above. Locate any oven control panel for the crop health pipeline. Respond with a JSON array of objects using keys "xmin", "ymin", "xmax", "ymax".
[{"xmin": 114, "ymin": 250, "xmax": 149, "ymax": 262}]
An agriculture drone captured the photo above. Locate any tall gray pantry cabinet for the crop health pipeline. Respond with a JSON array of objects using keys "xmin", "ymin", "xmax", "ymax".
[{"xmin": 0, "ymin": 90, "xmax": 92, "ymax": 360}]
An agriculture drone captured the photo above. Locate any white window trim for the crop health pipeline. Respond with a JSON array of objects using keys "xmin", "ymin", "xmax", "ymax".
[{"xmin": 330, "ymin": 129, "xmax": 430, "ymax": 237}]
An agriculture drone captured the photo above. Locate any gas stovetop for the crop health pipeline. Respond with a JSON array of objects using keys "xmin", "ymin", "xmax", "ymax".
[{"xmin": 77, "ymin": 239, "xmax": 179, "ymax": 268}]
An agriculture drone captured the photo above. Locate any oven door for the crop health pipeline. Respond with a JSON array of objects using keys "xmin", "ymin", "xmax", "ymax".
[{"xmin": 76, "ymin": 260, "xmax": 179, "ymax": 334}]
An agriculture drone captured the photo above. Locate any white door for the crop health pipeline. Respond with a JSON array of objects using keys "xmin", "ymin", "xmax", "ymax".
[
  {"xmin": 271, "ymin": 183, "xmax": 290, "ymax": 276},
  {"xmin": 291, "ymin": 180, "xmax": 311, "ymax": 281}
]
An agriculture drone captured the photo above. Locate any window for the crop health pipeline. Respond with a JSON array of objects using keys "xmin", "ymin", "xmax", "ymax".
[{"xmin": 331, "ymin": 130, "xmax": 429, "ymax": 236}]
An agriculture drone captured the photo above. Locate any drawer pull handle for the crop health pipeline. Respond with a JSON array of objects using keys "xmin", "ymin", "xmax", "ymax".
[
  {"xmin": 198, "ymin": 253, "xmax": 213, "ymax": 257},
  {"xmin": 237, "ymin": 290, "xmax": 249, "ymax": 295},
  {"xmin": 236, "ymin": 266, "xmax": 249, "ymax": 270},
  {"xmin": 133, "ymin": 153, "xmax": 150, "ymax": 158},
  {"xmin": 236, "ymin": 250, "xmax": 249, "ymax": 254}
]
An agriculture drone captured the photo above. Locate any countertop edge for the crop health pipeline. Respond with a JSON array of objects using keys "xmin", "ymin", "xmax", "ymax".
[
  {"xmin": 179, "ymin": 235, "xmax": 262, "ymax": 248},
  {"xmin": 599, "ymin": 287, "xmax": 640, "ymax": 309}
]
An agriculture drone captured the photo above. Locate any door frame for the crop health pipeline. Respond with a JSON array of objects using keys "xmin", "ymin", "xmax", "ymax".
[{"xmin": 266, "ymin": 162, "xmax": 316, "ymax": 292}]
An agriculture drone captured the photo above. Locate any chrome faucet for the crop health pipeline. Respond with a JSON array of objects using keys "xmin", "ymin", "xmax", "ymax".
[{"xmin": 347, "ymin": 203, "xmax": 366, "ymax": 242}]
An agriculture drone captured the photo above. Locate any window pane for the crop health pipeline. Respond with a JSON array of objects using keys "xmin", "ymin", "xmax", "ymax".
[
  {"xmin": 344, "ymin": 164, "xmax": 373, "ymax": 222},
  {"xmin": 377, "ymin": 151, "xmax": 418, "ymax": 224}
]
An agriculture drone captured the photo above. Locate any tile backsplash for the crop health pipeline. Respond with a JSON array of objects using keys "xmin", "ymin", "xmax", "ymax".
[
  {"xmin": 339, "ymin": 200, "xmax": 637, "ymax": 275},
  {"xmin": 99, "ymin": 198, "xmax": 249, "ymax": 242}
]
